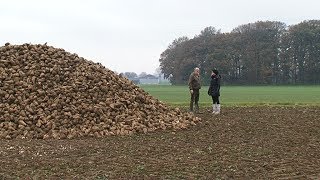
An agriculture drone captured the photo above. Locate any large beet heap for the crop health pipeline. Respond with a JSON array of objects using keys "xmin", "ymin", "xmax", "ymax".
[{"xmin": 0, "ymin": 43, "xmax": 200, "ymax": 139}]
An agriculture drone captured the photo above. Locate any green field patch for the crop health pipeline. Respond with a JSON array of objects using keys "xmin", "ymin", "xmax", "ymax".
[{"xmin": 140, "ymin": 85, "xmax": 320, "ymax": 107}]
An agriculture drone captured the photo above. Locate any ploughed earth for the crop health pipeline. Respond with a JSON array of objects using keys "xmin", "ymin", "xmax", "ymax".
[{"xmin": 0, "ymin": 106, "xmax": 319, "ymax": 179}]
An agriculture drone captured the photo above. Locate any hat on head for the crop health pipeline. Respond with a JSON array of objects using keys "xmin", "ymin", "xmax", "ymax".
[{"xmin": 212, "ymin": 69, "xmax": 219, "ymax": 75}]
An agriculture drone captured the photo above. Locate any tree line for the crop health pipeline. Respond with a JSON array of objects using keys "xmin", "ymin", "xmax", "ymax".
[{"xmin": 159, "ymin": 20, "xmax": 320, "ymax": 85}]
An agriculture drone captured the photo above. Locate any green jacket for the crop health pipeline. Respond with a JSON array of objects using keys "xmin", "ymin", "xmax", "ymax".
[{"xmin": 188, "ymin": 72, "xmax": 201, "ymax": 90}]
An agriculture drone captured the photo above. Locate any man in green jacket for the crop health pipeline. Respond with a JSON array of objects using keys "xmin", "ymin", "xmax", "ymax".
[{"xmin": 188, "ymin": 67, "xmax": 201, "ymax": 113}]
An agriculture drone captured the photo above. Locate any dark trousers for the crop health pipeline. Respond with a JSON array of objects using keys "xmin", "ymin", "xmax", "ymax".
[
  {"xmin": 212, "ymin": 96, "xmax": 220, "ymax": 104},
  {"xmin": 190, "ymin": 89, "xmax": 199, "ymax": 112}
]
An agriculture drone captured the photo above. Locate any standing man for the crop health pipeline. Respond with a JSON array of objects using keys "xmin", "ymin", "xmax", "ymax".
[{"xmin": 188, "ymin": 67, "xmax": 201, "ymax": 113}]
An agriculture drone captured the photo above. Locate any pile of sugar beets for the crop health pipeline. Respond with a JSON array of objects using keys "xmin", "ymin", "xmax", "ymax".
[{"xmin": 0, "ymin": 43, "xmax": 200, "ymax": 139}]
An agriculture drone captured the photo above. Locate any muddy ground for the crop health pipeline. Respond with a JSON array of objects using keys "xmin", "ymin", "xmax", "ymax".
[{"xmin": 0, "ymin": 106, "xmax": 320, "ymax": 179}]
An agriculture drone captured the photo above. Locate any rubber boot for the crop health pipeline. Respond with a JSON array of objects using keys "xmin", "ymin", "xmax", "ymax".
[
  {"xmin": 189, "ymin": 101, "xmax": 193, "ymax": 112},
  {"xmin": 212, "ymin": 103, "xmax": 217, "ymax": 114},
  {"xmin": 195, "ymin": 103, "xmax": 199, "ymax": 113},
  {"xmin": 215, "ymin": 104, "xmax": 221, "ymax": 114}
]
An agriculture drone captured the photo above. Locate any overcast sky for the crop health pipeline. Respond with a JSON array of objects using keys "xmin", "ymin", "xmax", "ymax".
[{"xmin": 1, "ymin": 0, "xmax": 319, "ymax": 74}]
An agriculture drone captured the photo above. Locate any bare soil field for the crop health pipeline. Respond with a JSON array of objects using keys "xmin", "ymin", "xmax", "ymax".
[{"xmin": 0, "ymin": 106, "xmax": 319, "ymax": 179}]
